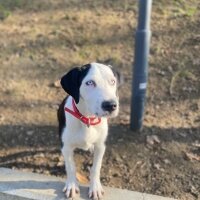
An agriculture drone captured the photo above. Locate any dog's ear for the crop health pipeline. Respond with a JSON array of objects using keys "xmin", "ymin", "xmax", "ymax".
[
  {"xmin": 60, "ymin": 64, "xmax": 91, "ymax": 104},
  {"xmin": 61, "ymin": 68, "xmax": 80, "ymax": 104},
  {"xmin": 108, "ymin": 65, "xmax": 124, "ymax": 88}
]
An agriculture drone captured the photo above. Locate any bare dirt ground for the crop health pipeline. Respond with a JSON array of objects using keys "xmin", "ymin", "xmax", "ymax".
[{"xmin": 0, "ymin": 1, "xmax": 200, "ymax": 200}]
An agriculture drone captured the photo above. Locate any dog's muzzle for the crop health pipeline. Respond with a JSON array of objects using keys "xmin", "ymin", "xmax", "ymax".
[{"xmin": 101, "ymin": 100, "xmax": 117, "ymax": 113}]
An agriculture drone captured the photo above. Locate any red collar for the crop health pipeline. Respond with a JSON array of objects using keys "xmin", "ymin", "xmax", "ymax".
[{"xmin": 64, "ymin": 98, "xmax": 101, "ymax": 127}]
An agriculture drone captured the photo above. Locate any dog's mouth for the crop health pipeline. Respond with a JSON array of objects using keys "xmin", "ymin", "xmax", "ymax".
[
  {"xmin": 95, "ymin": 112, "xmax": 109, "ymax": 117},
  {"xmin": 95, "ymin": 110, "xmax": 118, "ymax": 118},
  {"xmin": 92, "ymin": 100, "xmax": 119, "ymax": 118}
]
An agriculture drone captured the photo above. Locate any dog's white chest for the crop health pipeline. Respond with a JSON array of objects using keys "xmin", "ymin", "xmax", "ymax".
[
  {"xmin": 62, "ymin": 117, "xmax": 108, "ymax": 151},
  {"xmin": 76, "ymin": 126, "xmax": 105, "ymax": 149}
]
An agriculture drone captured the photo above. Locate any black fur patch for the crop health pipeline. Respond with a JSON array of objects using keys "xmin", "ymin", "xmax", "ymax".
[
  {"xmin": 57, "ymin": 96, "xmax": 68, "ymax": 146},
  {"xmin": 107, "ymin": 65, "xmax": 123, "ymax": 88},
  {"xmin": 60, "ymin": 64, "xmax": 91, "ymax": 104}
]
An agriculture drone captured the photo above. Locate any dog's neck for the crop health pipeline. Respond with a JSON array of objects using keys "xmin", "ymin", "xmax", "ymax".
[{"xmin": 75, "ymin": 98, "xmax": 95, "ymax": 118}]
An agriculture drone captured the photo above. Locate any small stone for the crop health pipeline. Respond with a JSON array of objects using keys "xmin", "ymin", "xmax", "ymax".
[
  {"xmin": 185, "ymin": 152, "xmax": 200, "ymax": 161},
  {"xmin": 114, "ymin": 155, "xmax": 123, "ymax": 163},
  {"xmin": 192, "ymin": 142, "xmax": 200, "ymax": 148},
  {"xmin": 157, "ymin": 70, "xmax": 165, "ymax": 76},
  {"xmin": 117, "ymin": 138, "xmax": 124, "ymax": 142},
  {"xmin": 40, "ymin": 153, "xmax": 45, "ymax": 158},
  {"xmin": 51, "ymin": 80, "xmax": 60, "ymax": 88},
  {"xmin": 154, "ymin": 163, "xmax": 165, "ymax": 172},
  {"xmin": 179, "ymin": 132, "xmax": 187, "ymax": 138},
  {"xmin": 57, "ymin": 161, "xmax": 64, "ymax": 167},
  {"xmin": 163, "ymin": 159, "xmax": 171, "ymax": 165},
  {"xmin": 155, "ymin": 105, "xmax": 160, "ymax": 109},
  {"xmin": 30, "ymin": 104, "xmax": 35, "ymax": 108},
  {"xmin": 189, "ymin": 185, "xmax": 199, "ymax": 198},
  {"xmin": 146, "ymin": 135, "xmax": 160, "ymax": 145},
  {"xmin": 26, "ymin": 130, "xmax": 34, "ymax": 136},
  {"xmin": 193, "ymin": 58, "xmax": 200, "ymax": 65}
]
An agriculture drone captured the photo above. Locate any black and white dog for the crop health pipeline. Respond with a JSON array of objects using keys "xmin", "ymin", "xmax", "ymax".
[{"xmin": 58, "ymin": 63, "xmax": 121, "ymax": 199}]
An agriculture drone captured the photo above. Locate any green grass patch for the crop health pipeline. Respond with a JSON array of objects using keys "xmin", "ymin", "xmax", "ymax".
[
  {"xmin": 0, "ymin": 0, "xmax": 25, "ymax": 10},
  {"xmin": 0, "ymin": 4, "xmax": 10, "ymax": 20}
]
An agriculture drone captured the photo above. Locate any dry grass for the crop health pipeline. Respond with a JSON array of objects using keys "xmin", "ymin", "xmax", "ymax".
[
  {"xmin": 0, "ymin": 1, "xmax": 200, "ymax": 199},
  {"xmin": 0, "ymin": 0, "xmax": 199, "ymax": 127}
]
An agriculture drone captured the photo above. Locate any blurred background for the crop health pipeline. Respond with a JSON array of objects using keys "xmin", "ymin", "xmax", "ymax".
[{"xmin": 0, "ymin": 1, "xmax": 199, "ymax": 200}]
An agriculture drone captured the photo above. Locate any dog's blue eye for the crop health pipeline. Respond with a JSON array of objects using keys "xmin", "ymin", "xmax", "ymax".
[{"xmin": 86, "ymin": 80, "xmax": 96, "ymax": 87}]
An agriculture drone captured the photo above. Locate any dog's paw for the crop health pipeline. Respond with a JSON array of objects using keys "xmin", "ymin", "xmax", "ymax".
[
  {"xmin": 63, "ymin": 180, "xmax": 79, "ymax": 199},
  {"xmin": 88, "ymin": 180, "xmax": 104, "ymax": 199}
]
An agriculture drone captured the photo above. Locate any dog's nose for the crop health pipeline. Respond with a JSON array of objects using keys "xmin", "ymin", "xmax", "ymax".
[{"xmin": 102, "ymin": 100, "xmax": 117, "ymax": 112}]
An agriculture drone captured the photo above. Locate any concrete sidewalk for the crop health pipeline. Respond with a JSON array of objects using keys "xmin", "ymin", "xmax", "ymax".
[{"xmin": 0, "ymin": 168, "xmax": 176, "ymax": 200}]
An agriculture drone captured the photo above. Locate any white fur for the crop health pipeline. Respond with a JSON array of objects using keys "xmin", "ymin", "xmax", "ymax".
[{"xmin": 61, "ymin": 63, "xmax": 119, "ymax": 199}]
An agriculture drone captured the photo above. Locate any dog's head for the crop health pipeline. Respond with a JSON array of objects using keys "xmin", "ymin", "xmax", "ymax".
[{"xmin": 61, "ymin": 63, "xmax": 122, "ymax": 118}]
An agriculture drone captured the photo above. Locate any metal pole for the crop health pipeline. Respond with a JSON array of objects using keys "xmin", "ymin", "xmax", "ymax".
[{"xmin": 130, "ymin": 0, "xmax": 152, "ymax": 131}]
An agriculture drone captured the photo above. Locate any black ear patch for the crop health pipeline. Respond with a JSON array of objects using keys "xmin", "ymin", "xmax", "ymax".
[
  {"xmin": 60, "ymin": 64, "xmax": 91, "ymax": 104},
  {"xmin": 108, "ymin": 65, "xmax": 124, "ymax": 88}
]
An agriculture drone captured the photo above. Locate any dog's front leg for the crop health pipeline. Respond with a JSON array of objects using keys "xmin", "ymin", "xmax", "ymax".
[
  {"xmin": 89, "ymin": 143, "xmax": 105, "ymax": 199},
  {"xmin": 62, "ymin": 145, "xmax": 79, "ymax": 199}
]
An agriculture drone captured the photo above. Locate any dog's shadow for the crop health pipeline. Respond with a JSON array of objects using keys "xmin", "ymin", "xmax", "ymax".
[{"xmin": 0, "ymin": 180, "xmax": 89, "ymax": 200}]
